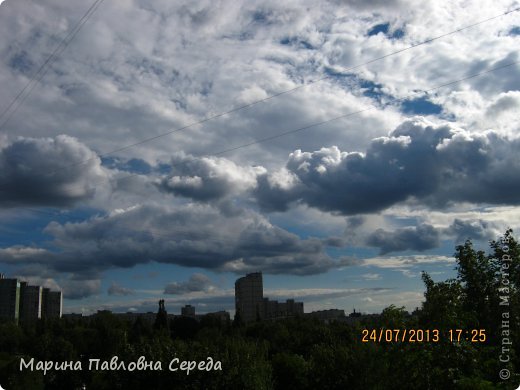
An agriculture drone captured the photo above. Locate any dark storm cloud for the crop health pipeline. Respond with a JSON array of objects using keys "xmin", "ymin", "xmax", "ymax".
[
  {"xmin": 0, "ymin": 135, "xmax": 107, "ymax": 207},
  {"xmin": 254, "ymin": 119, "xmax": 520, "ymax": 215},
  {"xmin": 446, "ymin": 218, "xmax": 497, "ymax": 243},
  {"xmin": 0, "ymin": 204, "xmax": 341, "ymax": 280},
  {"xmin": 323, "ymin": 236, "xmax": 346, "ymax": 247},
  {"xmin": 164, "ymin": 273, "xmax": 214, "ymax": 295},
  {"xmin": 366, "ymin": 224, "xmax": 440, "ymax": 255}
]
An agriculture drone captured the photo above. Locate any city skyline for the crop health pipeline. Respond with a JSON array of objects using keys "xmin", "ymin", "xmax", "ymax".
[{"xmin": 0, "ymin": 0, "xmax": 519, "ymax": 316}]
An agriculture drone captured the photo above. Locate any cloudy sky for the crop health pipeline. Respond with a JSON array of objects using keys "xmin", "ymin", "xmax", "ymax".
[{"xmin": 0, "ymin": 0, "xmax": 519, "ymax": 316}]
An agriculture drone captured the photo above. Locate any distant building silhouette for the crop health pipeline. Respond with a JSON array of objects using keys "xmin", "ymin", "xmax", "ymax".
[
  {"xmin": 306, "ymin": 309, "xmax": 345, "ymax": 323},
  {"xmin": 19, "ymin": 282, "xmax": 42, "ymax": 322},
  {"xmin": 0, "ymin": 274, "xmax": 62, "ymax": 323},
  {"xmin": 203, "ymin": 310, "xmax": 230, "ymax": 324},
  {"xmin": 0, "ymin": 275, "xmax": 20, "ymax": 323},
  {"xmin": 263, "ymin": 298, "xmax": 304, "ymax": 320},
  {"xmin": 235, "ymin": 272, "xmax": 303, "ymax": 323},
  {"xmin": 235, "ymin": 272, "xmax": 264, "ymax": 323},
  {"xmin": 181, "ymin": 304, "xmax": 195, "ymax": 317},
  {"xmin": 42, "ymin": 288, "xmax": 63, "ymax": 319}
]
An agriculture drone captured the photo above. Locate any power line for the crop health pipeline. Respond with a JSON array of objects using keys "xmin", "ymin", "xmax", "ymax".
[
  {"xmin": 114, "ymin": 60, "xmax": 520, "ymax": 182},
  {"xmin": 3, "ymin": 59, "xmax": 517, "ymax": 243},
  {"xmin": 18, "ymin": 7, "xmax": 520, "ymax": 174},
  {"xmin": 2, "ymin": 60, "xmax": 517, "ymax": 242},
  {"xmin": 0, "ymin": 0, "xmax": 105, "ymax": 132},
  {"xmin": 1, "ymin": 59, "xmax": 516, "ymax": 202}
]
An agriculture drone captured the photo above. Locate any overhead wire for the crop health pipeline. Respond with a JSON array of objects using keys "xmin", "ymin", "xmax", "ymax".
[
  {"xmin": 90, "ymin": 7, "xmax": 520, "ymax": 159},
  {"xmin": 1, "ymin": 59, "xmax": 517, "ymax": 226},
  {"xmin": 6, "ymin": 7, "xmax": 517, "ymax": 176},
  {"xmin": 0, "ymin": 0, "xmax": 105, "ymax": 132},
  {"xmin": 0, "ymin": 7, "xmax": 518, "ymax": 237}
]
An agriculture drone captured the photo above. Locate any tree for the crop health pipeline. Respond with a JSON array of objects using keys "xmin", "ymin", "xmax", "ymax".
[
  {"xmin": 233, "ymin": 308, "xmax": 243, "ymax": 328},
  {"xmin": 420, "ymin": 273, "xmax": 467, "ymax": 329},
  {"xmin": 420, "ymin": 229, "xmax": 519, "ymax": 384}
]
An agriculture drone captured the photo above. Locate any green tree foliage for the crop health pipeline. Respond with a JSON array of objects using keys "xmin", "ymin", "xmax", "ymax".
[
  {"xmin": 0, "ymin": 230, "xmax": 517, "ymax": 388},
  {"xmin": 419, "ymin": 229, "xmax": 519, "ymax": 387}
]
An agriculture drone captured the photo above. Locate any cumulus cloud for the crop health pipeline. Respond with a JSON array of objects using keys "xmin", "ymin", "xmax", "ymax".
[
  {"xmin": 157, "ymin": 153, "xmax": 265, "ymax": 201},
  {"xmin": 0, "ymin": 203, "xmax": 342, "ymax": 281},
  {"xmin": 1, "ymin": 0, "xmax": 519, "ymax": 306},
  {"xmin": 445, "ymin": 218, "xmax": 497, "ymax": 243},
  {"xmin": 254, "ymin": 118, "xmax": 520, "ymax": 214},
  {"xmin": 485, "ymin": 91, "xmax": 520, "ymax": 117},
  {"xmin": 366, "ymin": 224, "xmax": 440, "ymax": 254},
  {"xmin": 164, "ymin": 273, "xmax": 214, "ymax": 294},
  {"xmin": 0, "ymin": 135, "xmax": 108, "ymax": 207}
]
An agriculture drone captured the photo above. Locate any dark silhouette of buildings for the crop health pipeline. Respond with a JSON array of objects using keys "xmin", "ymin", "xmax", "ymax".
[
  {"xmin": 0, "ymin": 274, "xmax": 62, "ymax": 323},
  {"xmin": 235, "ymin": 272, "xmax": 264, "ymax": 323},
  {"xmin": 234, "ymin": 272, "xmax": 304, "ymax": 323},
  {"xmin": 181, "ymin": 304, "xmax": 195, "ymax": 317}
]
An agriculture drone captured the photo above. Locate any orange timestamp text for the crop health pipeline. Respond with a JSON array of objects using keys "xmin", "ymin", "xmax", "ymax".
[{"xmin": 361, "ymin": 329, "xmax": 486, "ymax": 343}]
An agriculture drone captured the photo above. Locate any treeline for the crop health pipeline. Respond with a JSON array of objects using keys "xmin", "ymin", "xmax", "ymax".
[{"xmin": 0, "ymin": 230, "xmax": 518, "ymax": 389}]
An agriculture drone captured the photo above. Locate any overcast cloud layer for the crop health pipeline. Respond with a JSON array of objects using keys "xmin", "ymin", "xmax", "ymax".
[{"xmin": 0, "ymin": 0, "xmax": 519, "ymax": 313}]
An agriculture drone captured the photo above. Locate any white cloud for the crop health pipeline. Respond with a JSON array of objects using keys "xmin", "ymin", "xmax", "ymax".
[
  {"xmin": 363, "ymin": 254, "xmax": 454, "ymax": 268},
  {"xmin": 0, "ymin": 0, "xmax": 519, "ymax": 307}
]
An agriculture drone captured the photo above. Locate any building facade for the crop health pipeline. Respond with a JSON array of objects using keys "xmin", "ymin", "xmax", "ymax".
[
  {"xmin": 181, "ymin": 304, "xmax": 195, "ymax": 317},
  {"xmin": 0, "ymin": 276, "xmax": 20, "ymax": 322},
  {"xmin": 263, "ymin": 298, "xmax": 304, "ymax": 320},
  {"xmin": 19, "ymin": 282, "xmax": 42, "ymax": 321},
  {"xmin": 0, "ymin": 275, "xmax": 62, "ymax": 323},
  {"xmin": 42, "ymin": 288, "xmax": 63, "ymax": 319},
  {"xmin": 305, "ymin": 309, "xmax": 345, "ymax": 323},
  {"xmin": 235, "ymin": 272, "xmax": 304, "ymax": 323},
  {"xmin": 235, "ymin": 272, "xmax": 264, "ymax": 323}
]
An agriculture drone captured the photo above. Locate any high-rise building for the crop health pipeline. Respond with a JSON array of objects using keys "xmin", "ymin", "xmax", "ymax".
[
  {"xmin": 0, "ymin": 274, "xmax": 20, "ymax": 323},
  {"xmin": 181, "ymin": 304, "xmax": 195, "ymax": 317},
  {"xmin": 235, "ymin": 272, "xmax": 264, "ymax": 323},
  {"xmin": 19, "ymin": 282, "xmax": 42, "ymax": 321},
  {"xmin": 42, "ymin": 288, "xmax": 63, "ymax": 319},
  {"xmin": 234, "ymin": 272, "xmax": 304, "ymax": 323},
  {"xmin": 0, "ymin": 275, "xmax": 62, "ymax": 323}
]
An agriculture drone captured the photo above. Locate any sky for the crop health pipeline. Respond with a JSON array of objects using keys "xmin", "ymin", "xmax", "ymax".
[{"xmin": 0, "ymin": 0, "xmax": 519, "ymax": 316}]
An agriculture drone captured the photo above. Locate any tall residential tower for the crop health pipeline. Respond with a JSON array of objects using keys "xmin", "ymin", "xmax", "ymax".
[
  {"xmin": 0, "ymin": 275, "xmax": 20, "ymax": 323},
  {"xmin": 235, "ymin": 272, "xmax": 264, "ymax": 323}
]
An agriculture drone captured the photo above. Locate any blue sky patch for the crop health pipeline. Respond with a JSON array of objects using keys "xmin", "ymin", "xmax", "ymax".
[
  {"xmin": 368, "ymin": 23, "xmax": 390, "ymax": 36},
  {"xmin": 367, "ymin": 23, "xmax": 405, "ymax": 39},
  {"xmin": 9, "ymin": 50, "xmax": 34, "ymax": 74},
  {"xmin": 324, "ymin": 68, "xmax": 393, "ymax": 104},
  {"xmin": 401, "ymin": 96, "xmax": 443, "ymax": 115},
  {"xmin": 280, "ymin": 37, "xmax": 315, "ymax": 50},
  {"xmin": 101, "ymin": 157, "xmax": 152, "ymax": 174},
  {"xmin": 509, "ymin": 26, "xmax": 520, "ymax": 36},
  {"xmin": 391, "ymin": 28, "xmax": 405, "ymax": 39}
]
